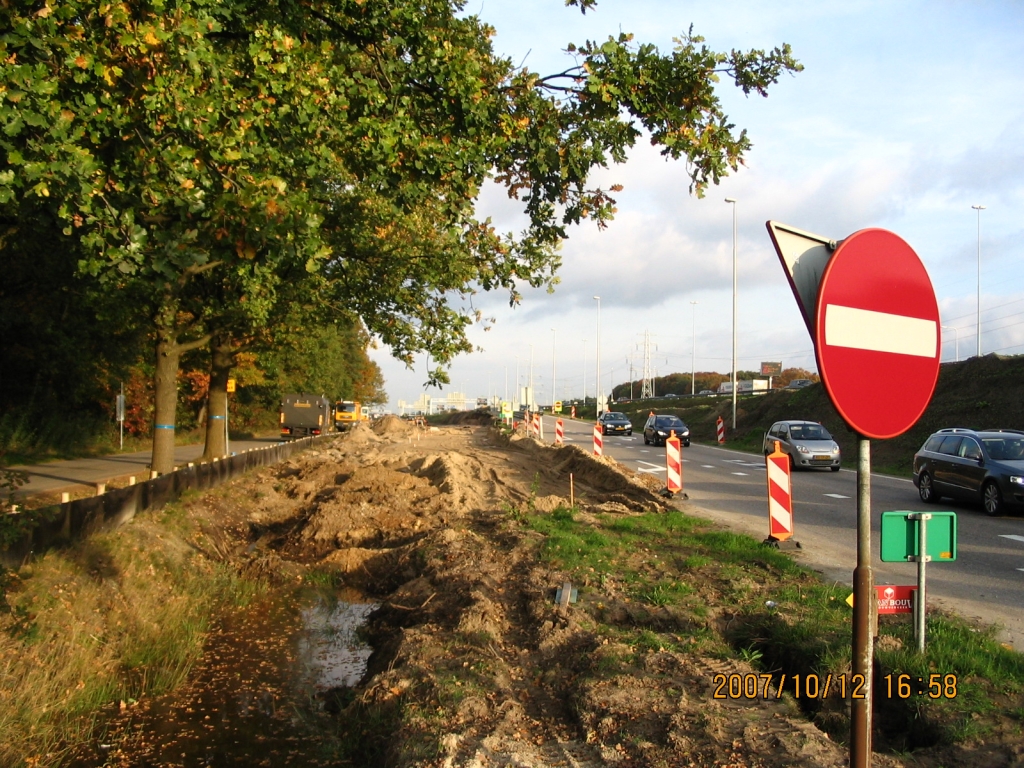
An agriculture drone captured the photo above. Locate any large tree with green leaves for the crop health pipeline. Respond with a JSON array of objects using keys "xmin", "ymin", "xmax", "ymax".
[{"xmin": 1, "ymin": 0, "xmax": 800, "ymax": 472}]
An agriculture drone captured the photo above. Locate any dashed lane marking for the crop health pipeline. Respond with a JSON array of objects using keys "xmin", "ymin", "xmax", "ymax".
[
  {"xmin": 702, "ymin": 465, "xmax": 715, "ymax": 468},
  {"xmin": 637, "ymin": 460, "xmax": 666, "ymax": 474},
  {"xmin": 731, "ymin": 472, "xmax": 749, "ymax": 476},
  {"xmin": 1000, "ymin": 534, "xmax": 1024, "ymax": 544},
  {"xmin": 824, "ymin": 493, "xmax": 851, "ymax": 499}
]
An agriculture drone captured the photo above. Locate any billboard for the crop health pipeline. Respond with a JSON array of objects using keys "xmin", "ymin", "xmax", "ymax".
[{"xmin": 760, "ymin": 361, "xmax": 782, "ymax": 376}]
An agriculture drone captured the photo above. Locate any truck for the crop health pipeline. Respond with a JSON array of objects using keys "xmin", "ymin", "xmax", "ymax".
[
  {"xmin": 280, "ymin": 394, "xmax": 333, "ymax": 438},
  {"xmin": 334, "ymin": 400, "xmax": 362, "ymax": 431},
  {"xmin": 716, "ymin": 379, "xmax": 769, "ymax": 395}
]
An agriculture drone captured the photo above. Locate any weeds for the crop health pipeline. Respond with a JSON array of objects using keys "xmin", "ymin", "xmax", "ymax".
[{"xmin": 0, "ymin": 503, "xmax": 263, "ymax": 768}]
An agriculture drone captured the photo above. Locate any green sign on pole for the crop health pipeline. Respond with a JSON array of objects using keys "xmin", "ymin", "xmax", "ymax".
[{"xmin": 880, "ymin": 511, "xmax": 957, "ymax": 562}]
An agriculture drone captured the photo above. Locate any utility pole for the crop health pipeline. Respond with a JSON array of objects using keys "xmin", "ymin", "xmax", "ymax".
[{"xmin": 640, "ymin": 330, "xmax": 654, "ymax": 400}]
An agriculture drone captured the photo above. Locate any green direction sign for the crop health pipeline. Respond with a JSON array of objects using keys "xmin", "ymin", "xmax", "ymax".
[{"xmin": 880, "ymin": 511, "xmax": 957, "ymax": 563}]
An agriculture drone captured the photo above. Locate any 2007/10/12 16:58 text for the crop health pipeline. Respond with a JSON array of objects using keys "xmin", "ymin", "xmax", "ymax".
[{"xmin": 712, "ymin": 673, "xmax": 958, "ymax": 700}]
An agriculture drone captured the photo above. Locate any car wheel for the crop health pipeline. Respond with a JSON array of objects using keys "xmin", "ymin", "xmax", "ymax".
[
  {"xmin": 918, "ymin": 471, "xmax": 940, "ymax": 503},
  {"xmin": 830, "ymin": 465, "xmax": 840, "ymax": 472},
  {"xmin": 626, "ymin": 430, "xmax": 632, "ymax": 436},
  {"xmin": 982, "ymin": 481, "xmax": 1003, "ymax": 517},
  {"xmin": 643, "ymin": 434, "xmax": 650, "ymax": 445}
]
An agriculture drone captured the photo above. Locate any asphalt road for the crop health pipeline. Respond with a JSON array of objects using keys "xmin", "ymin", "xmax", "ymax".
[
  {"xmin": 542, "ymin": 416, "xmax": 1024, "ymax": 650},
  {"xmin": 9, "ymin": 437, "xmax": 284, "ymax": 498}
]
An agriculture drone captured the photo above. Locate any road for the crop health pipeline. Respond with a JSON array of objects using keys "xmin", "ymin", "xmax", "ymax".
[
  {"xmin": 542, "ymin": 416, "xmax": 1024, "ymax": 649},
  {"xmin": 8, "ymin": 437, "xmax": 284, "ymax": 499}
]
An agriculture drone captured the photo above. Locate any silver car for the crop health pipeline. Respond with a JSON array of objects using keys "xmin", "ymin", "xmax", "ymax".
[{"xmin": 763, "ymin": 420, "xmax": 841, "ymax": 471}]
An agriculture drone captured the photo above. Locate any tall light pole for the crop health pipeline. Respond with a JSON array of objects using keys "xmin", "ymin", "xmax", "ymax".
[
  {"xmin": 551, "ymin": 328, "xmax": 557, "ymax": 409},
  {"xmin": 515, "ymin": 356, "xmax": 520, "ymax": 410},
  {"xmin": 593, "ymin": 296, "xmax": 602, "ymax": 415},
  {"xmin": 690, "ymin": 301, "xmax": 698, "ymax": 395},
  {"xmin": 725, "ymin": 197, "xmax": 738, "ymax": 429},
  {"xmin": 582, "ymin": 339, "xmax": 587, "ymax": 404},
  {"xmin": 529, "ymin": 344, "xmax": 535, "ymax": 410},
  {"xmin": 942, "ymin": 325, "xmax": 960, "ymax": 363},
  {"xmin": 972, "ymin": 204, "xmax": 986, "ymax": 357}
]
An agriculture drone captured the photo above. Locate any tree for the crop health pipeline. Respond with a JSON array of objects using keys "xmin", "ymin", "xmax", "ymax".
[{"xmin": 1, "ymin": 1, "xmax": 801, "ymax": 472}]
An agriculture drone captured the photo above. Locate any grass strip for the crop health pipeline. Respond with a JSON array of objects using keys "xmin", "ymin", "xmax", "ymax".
[{"xmin": 524, "ymin": 505, "xmax": 1024, "ymax": 752}]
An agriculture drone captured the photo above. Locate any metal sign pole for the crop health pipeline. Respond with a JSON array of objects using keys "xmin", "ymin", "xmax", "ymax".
[
  {"xmin": 911, "ymin": 512, "xmax": 931, "ymax": 651},
  {"xmin": 851, "ymin": 435, "xmax": 874, "ymax": 767}
]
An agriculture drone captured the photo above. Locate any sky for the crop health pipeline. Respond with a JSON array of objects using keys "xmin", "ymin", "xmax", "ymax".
[{"xmin": 370, "ymin": 0, "xmax": 1024, "ymax": 411}]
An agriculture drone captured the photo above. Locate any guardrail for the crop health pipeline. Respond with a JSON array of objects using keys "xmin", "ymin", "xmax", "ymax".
[{"xmin": 1, "ymin": 435, "xmax": 329, "ymax": 568}]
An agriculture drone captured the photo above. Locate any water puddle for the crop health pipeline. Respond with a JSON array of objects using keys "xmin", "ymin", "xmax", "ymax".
[
  {"xmin": 68, "ymin": 588, "xmax": 378, "ymax": 767},
  {"xmin": 297, "ymin": 593, "xmax": 379, "ymax": 692}
]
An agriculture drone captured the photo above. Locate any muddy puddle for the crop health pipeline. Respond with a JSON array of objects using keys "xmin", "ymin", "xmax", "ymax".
[{"xmin": 70, "ymin": 588, "xmax": 378, "ymax": 767}]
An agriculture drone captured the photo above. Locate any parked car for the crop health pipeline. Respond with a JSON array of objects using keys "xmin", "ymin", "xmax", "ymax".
[
  {"xmin": 698, "ymin": 390, "xmax": 716, "ymax": 397},
  {"xmin": 643, "ymin": 414, "xmax": 690, "ymax": 446},
  {"xmin": 913, "ymin": 428, "xmax": 1024, "ymax": 516},
  {"xmin": 762, "ymin": 420, "xmax": 841, "ymax": 471},
  {"xmin": 598, "ymin": 412, "xmax": 633, "ymax": 436},
  {"xmin": 784, "ymin": 379, "xmax": 813, "ymax": 390}
]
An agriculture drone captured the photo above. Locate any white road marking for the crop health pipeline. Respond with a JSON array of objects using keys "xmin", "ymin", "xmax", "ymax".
[
  {"xmin": 824, "ymin": 304, "xmax": 937, "ymax": 358},
  {"xmin": 824, "ymin": 493, "xmax": 851, "ymax": 499},
  {"xmin": 702, "ymin": 465, "xmax": 715, "ymax": 468},
  {"xmin": 732, "ymin": 472, "xmax": 749, "ymax": 476},
  {"xmin": 1000, "ymin": 534, "xmax": 1024, "ymax": 544},
  {"xmin": 640, "ymin": 450, "xmax": 650, "ymax": 453}
]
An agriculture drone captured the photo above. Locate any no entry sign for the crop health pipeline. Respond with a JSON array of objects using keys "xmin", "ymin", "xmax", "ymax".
[{"xmin": 815, "ymin": 229, "xmax": 940, "ymax": 439}]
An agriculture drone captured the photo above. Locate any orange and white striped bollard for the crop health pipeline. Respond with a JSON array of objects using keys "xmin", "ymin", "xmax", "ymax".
[
  {"xmin": 666, "ymin": 432, "xmax": 682, "ymax": 494},
  {"xmin": 593, "ymin": 424, "xmax": 603, "ymax": 456},
  {"xmin": 765, "ymin": 440, "xmax": 794, "ymax": 541},
  {"xmin": 555, "ymin": 418, "xmax": 564, "ymax": 445},
  {"xmin": 716, "ymin": 416, "xmax": 725, "ymax": 444}
]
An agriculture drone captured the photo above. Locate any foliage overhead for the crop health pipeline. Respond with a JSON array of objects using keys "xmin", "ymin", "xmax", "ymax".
[{"xmin": 0, "ymin": 0, "xmax": 801, "ymax": 381}]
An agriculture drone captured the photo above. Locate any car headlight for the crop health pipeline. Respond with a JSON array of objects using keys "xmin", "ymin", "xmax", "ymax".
[
  {"xmin": 1011, "ymin": 476, "xmax": 1024, "ymax": 486},
  {"xmin": 681, "ymin": 430, "xmax": 690, "ymax": 437},
  {"xmin": 832, "ymin": 442, "xmax": 840, "ymax": 452},
  {"xmin": 657, "ymin": 430, "xmax": 667, "ymax": 436},
  {"xmin": 797, "ymin": 445, "xmax": 810, "ymax": 454}
]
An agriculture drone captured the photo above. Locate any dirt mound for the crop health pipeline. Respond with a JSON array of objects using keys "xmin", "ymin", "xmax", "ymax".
[
  {"xmin": 372, "ymin": 414, "xmax": 412, "ymax": 437},
  {"xmin": 341, "ymin": 420, "xmax": 382, "ymax": 446},
  {"xmin": 440, "ymin": 408, "xmax": 494, "ymax": 426}
]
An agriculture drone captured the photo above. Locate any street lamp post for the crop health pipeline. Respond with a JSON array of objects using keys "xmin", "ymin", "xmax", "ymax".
[
  {"xmin": 529, "ymin": 344, "xmax": 535, "ymax": 411},
  {"xmin": 593, "ymin": 296, "xmax": 602, "ymax": 416},
  {"xmin": 582, "ymin": 339, "xmax": 587, "ymax": 405},
  {"xmin": 725, "ymin": 198, "xmax": 738, "ymax": 429},
  {"xmin": 690, "ymin": 301, "xmax": 698, "ymax": 395},
  {"xmin": 551, "ymin": 328, "xmax": 557, "ymax": 410},
  {"xmin": 941, "ymin": 325, "xmax": 960, "ymax": 363},
  {"xmin": 515, "ymin": 356, "xmax": 519, "ymax": 410},
  {"xmin": 972, "ymin": 205, "xmax": 985, "ymax": 357}
]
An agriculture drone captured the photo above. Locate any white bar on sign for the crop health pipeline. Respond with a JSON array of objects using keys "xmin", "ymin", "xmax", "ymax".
[{"xmin": 824, "ymin": 304, "xmax": 937, "ymax": 358}]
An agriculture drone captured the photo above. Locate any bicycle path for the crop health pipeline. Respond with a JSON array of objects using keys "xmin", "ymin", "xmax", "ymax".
[{"xmin": 7, "ymin": 437, "xmax": 283, "ymax": 499}]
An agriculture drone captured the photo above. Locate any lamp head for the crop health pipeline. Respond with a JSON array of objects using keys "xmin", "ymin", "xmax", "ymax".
[{"xmin": 725, "ymin": 197, "xmax": 737, "ymax": 203}]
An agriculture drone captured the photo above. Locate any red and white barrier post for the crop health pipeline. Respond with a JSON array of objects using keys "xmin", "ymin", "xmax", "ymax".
[
  {"xmin": 555, "ymin": 418, "xmax": 564, "ymax": 445},
  {"xmin": 532, "ymin": 412, "xmax": 541, "ymax": 438},
  {"xmin": 665, "ymin": 432, "xmax": 682, "ymax": 494},
  {"xmin": 765, "ymin": 440, "xmax": 794, "ymax": 542},
  {"xmin": 593, "ymin": 424, "xmax": 603, "ymax": 456},
  {"xmin": 716, "ymin": 416, "xmax": 726, "ymax": 444}
]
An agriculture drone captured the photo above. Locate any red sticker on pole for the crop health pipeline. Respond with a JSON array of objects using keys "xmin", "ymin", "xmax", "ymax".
[{"xmin": 815, "ymin": 229, "xmax": 940, "ymax": 439}]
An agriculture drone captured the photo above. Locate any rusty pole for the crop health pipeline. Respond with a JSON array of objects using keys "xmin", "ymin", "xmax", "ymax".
[{"xmin": 851, "ymin": 435, "xmax": 874, "ymax": 767}]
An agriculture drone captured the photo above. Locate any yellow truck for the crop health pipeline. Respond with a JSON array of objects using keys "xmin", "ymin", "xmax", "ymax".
[{"xmin": 334, "ymin": 400, "xmax": 362, "ymax": 431}]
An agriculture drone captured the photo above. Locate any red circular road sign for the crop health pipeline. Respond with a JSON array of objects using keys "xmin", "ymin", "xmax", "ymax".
[{"xmin": 815, "ymin": 229, "xmax": 940, "ymax": 439}]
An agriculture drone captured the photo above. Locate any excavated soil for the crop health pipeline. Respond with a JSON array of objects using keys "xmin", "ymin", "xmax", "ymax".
[{"xmin": 88, "ymin": 422, "xmax": 1024, "ymax": 767}]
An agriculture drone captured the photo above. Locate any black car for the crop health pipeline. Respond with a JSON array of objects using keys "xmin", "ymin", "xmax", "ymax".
[
  {"xmin": 597, "ymin": 412, "xmax": 633, "ymax": 436},
  {"xmin": 643, "ymin": 414, "xmax": 690, "ymax": 446},
  {"xmin": 913, "ymin": 428, "xmax": 1024, "ymax": 515}
]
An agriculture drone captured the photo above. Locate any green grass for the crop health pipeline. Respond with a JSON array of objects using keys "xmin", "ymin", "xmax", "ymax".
[{"xmin": 523, "ymin": 504, "xmax": 1024, "ymax": 753}]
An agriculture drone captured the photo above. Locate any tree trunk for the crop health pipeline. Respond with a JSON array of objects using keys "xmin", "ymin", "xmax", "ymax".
[
  {"xmin": 151, "ymin": 321, "xmax": 182, "ymax": 476},
  {"xmin": 202, "ymin": 334, "xmax": 233, "ymax": 461}
]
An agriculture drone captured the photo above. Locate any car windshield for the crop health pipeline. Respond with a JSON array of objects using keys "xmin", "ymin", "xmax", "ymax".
[
  {"xmin": 656, "ymin": 416, "xmax": 684, "ymax": 428},
  {"xmin": 789, "ymin": 424, "xmax": 831, "ymax": 441},
  {"xmin": 981, "ymin": 437, "xmax": 1024, "ymax": 461},
  {"xmin": 605, "ymin": 413, "xmax": 627, "ymax": 420}
]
